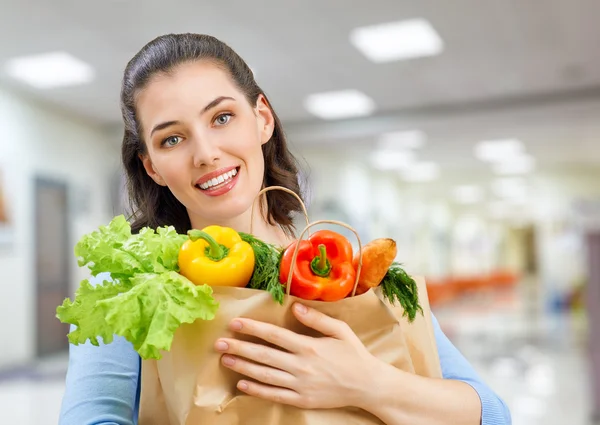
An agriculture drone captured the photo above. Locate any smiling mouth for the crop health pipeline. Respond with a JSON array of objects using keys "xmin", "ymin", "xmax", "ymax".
[{"xmin": 196, "ymin": 167, "xmax": 239, "ymax": 191}]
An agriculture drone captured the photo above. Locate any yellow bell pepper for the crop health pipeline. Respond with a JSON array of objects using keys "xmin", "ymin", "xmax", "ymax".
[{"xmin": 178, "ymin": 225, "xmax": 255, "ymax": 287}]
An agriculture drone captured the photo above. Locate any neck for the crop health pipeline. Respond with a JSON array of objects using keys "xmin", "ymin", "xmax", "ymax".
[{"xmin": 188, "ymin": 199, "xmax": 294, "ymax": 248}]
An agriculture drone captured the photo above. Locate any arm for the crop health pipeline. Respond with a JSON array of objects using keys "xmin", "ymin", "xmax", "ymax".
[
  {"xmin": 432, "ymin": 313, "xmax": 511, "ymax": 424},
  {"xmin": 212, "ymin": 303, "xmax": 511, "ymax": 425},
  {"xmin": 58, "ymin": 330, "xmax": 141, "ymax": 425},
  {"xmin": 361, "ymin": 313, "xmax": 511, "ymax": 425}
]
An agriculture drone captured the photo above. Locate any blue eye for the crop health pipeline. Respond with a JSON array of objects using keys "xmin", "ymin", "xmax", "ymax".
[
  {"xmin": 162, "ymin": 136, "xmax": 182, "ymax": 147},
  {"xmin": 214, "ymin": 113, "xmax": 232, "ymax": 126}
]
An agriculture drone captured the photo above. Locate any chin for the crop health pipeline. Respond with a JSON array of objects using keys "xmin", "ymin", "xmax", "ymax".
[
  {"xmin": 184, "ymin": 169, "xmax": 264, "ymax": 225},
  {"xmin": 216, "ymin": 200, "xmax": 250, "ymax": 221},
  {"xmin": 195, "ymin": 193, "xmax": 257, "ymax": 225}
]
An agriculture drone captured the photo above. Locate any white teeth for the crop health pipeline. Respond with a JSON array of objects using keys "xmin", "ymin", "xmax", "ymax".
[{"xmin": 198, "ymin": 168, "xmax": 238, "ymax": 190}]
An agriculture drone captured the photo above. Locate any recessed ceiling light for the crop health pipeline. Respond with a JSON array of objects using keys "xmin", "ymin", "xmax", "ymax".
[
  {"xmin": 378, "ymin": 130, "xmax": 427, "ymax": 150},
  {"xmin": 400, "ymin": 161, "xmax": 440, "ymax": 182},
  {"xmin": 304, "ymin": 89, "xmax": 376, "ymax": 120},
  {"xmin": 4, "ymin": 51, "xmax": 95, "ymax": 89},
  {"xmin": 370, "ymin": 149, "xmax": 415, "ymax": 170},
  {"xmin": 350, "ymin": 18, "xmax": 444, "ymax": 63},
  {"xmin": 453, "ymin": 185, "xmax": 484, "ymax": 204},
  {"xmin": 493, "ymin": 154, "xmax": 536, "ymax": 175},
  {"xmin": 474, "ymin": 139, "xmax": 525, "ymax": 162},
  {"xmin": 492, "ymin": 177, "xmax": 528, "ymax": 200}
]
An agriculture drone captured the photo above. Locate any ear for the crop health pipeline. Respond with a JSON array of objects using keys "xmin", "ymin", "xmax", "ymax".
[
  {"xmin": 139, "ymin": 154, "xmax": 167, "ymax": 186},
  {"xmin": 255, "ymin": 94, "xmax": 275, "ymax": 145}
]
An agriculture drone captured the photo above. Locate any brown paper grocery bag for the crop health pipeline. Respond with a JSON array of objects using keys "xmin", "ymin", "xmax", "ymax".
[{"xmin": 138, "ymin": 276, "xmax": 441, "ymax": 425}]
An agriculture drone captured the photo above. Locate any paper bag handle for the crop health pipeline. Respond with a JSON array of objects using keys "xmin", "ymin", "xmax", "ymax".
[
  {"xmin": 286, "ymin": 219, "xmax": 363, "ymax": 298},
  {"xmin": 250, "ymin": 185, "xmax": 310, "ymax": 235},
  {"xmin": 249, "ymin": 185, "xmax": 364, "ymax": 298}
]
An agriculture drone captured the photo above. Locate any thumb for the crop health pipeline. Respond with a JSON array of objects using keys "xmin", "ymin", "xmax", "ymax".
[{"xmin": 292, "ymin": 303, "xmax": 352, "ymax": 340}]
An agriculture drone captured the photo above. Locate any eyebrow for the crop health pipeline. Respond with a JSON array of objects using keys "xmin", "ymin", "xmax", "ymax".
[
  {"xmin": 202, "ymin": 96, "xmax": 235, "ymax": 114},
  {"xmin": 150, "ymin": 96, "xmax": 236, "ymax": 137}
]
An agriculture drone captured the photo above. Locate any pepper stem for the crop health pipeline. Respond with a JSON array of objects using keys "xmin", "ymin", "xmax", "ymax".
[
  {"xmin": 310, "ymin": 244, "xmax": 331, "ymax": 277},
  {"xmin": 187, "ymin": 229, "xmax": 227, "ymax": 261}
]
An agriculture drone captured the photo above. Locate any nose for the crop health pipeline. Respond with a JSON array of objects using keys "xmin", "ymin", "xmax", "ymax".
[{"xmin": 191, "ymin": 133, "xmax": 220, "ymax": 168}]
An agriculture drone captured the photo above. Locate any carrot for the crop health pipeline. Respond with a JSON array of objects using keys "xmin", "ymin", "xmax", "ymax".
[{"xmin": 352, "ymin": 238, "xmax": 397, "ymax": 294}]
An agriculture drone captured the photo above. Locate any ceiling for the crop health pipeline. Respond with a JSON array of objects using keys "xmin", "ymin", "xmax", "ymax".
[{"xmin": 1, "ymin": 0, "xmax": 600, "ymax": 169}]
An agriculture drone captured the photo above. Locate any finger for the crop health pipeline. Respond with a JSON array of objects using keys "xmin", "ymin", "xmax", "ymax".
[
  {"xmin": 237, "ymin": 379, "xmax": 309, "ymax": 409},
  {"xmin": 229, "ymin": 319, "xmax": 309, "ymax": 353},
  {"xmin": 221, "ymin": 355, "xmax": 295, "ymax": 390},
  {"xmin": 292, "ymin": 303, "xmax": 352, "ymax": 340},
  {"xmin": 214, "ymin": 338, "xmax": 298, "ymax": 373}
]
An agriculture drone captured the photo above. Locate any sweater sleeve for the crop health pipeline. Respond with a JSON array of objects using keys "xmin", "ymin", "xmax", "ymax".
[
  {"xmin": 58, "ymin": 272, "xmax": 141, "ymax": 425},
  {"xmin": 58, "ymin": 331, "xmax": 141, "ymax": 425},
  {"xmin": 432, "ymin": 313, "xmax": 512, "ymax": 425}
]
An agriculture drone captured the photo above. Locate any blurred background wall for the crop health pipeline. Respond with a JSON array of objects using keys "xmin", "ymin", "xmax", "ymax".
[{"xmin": 0, "ymin": 86, "xmax": 120, "ymax": 366}]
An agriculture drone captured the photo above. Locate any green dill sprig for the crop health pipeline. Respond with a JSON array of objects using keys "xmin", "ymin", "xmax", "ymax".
[
  {"xmin": 239, "ymin": 232, "xmax": 285, "ymax": 304},
  {"xmin": 380, "ymin": 262, "xmax": 423, "ymax": 322}
]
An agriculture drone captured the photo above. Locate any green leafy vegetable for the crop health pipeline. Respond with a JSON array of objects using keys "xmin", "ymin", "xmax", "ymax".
[
  {"xmin": 56, "ymin": 279, "xmax": 126, "ymax": 346},
  {"xmin": 380, "ymin": 262, "xmax": 423, "ymax": 322},
  {"xmin": 239, "ymin": 232, "xmax": 285, "ymax": 304},
  {"xmin": 99, "ymin": 271, "xmax": 217, "ymax": 360},
  {"xmin": 57, "ymin": 215, "xmax": 219, "ymax": 360},
  {"xmin": 74, "ymin": 215, "xmax": 188, "ymax": 281}
]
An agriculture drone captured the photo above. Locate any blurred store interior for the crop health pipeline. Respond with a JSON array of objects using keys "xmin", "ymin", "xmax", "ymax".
[{"xmin": 0, "ymin": 1, "xmax": 599, "ymax": 424}]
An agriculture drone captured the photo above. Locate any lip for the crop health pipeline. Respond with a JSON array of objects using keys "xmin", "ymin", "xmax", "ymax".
[
  {"xmin": 195, "ymin": 166, "xmax": 239, "ymax": 186},
  {"xmin": 200, "ymin": 170, "xmax": 240, "ymax": 197}
]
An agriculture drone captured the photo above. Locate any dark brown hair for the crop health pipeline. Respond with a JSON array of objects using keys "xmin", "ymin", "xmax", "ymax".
[{"xmin": 120, "ymin": 33, "xmax": 304, "ymax": 235}]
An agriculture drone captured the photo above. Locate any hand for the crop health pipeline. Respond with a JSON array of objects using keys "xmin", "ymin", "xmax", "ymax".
[{"xmin": 214, "ymin": 303, "xmax": 381, "ymax": 410}]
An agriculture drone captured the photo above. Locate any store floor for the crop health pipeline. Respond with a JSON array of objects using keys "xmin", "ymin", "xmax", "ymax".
[
  {"xmin": 0, "ymin": 281, "xmax": 593, "ymax": 424},
  {"xmin": 434, "ymin": 279, "xmax": 592, "ymax": 425}
]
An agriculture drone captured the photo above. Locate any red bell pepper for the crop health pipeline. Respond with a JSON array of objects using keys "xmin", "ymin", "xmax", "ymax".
[{"xmin": 279, "ymin": 230, "xmax": 356, "ymax": 301}]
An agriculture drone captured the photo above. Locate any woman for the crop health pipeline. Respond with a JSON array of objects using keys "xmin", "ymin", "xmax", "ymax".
[{"xmin": 59, "ymin": 33, "xmax": 511, "ymax": 425}]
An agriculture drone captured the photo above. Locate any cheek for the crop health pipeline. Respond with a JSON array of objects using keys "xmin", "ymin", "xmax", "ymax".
[
  {"xmin": 226, "ymin": 132, "xmax": 265, "ymax": 169},
  {"xmin": 249, "ymin": 153, "xmax": 266, "ymax": 193},
  {"xmin": 152, "ymin": 156, "xmax": 190, "ymax": 187},
  {"xmin": 245, "ymin": 143, "xmax": 265, "ymax": 174}
]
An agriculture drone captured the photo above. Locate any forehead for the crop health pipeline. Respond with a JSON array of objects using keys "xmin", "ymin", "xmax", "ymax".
[{"xmin": 136, "ymin": 61, "xmax": 240, "ymax": 124}]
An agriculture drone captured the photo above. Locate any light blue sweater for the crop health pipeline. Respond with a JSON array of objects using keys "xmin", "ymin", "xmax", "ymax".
[{"xmin": 58, "ymin": 314, "xmax": 511, "ymax": 424}]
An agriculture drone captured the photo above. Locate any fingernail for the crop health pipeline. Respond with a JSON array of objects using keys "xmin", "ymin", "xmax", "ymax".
[
  {"xmin": 215, "ymin": 341, "xmax": 228, "ymax": 351},
  {"xmin": 295, "ymin": 303, "xmax": 308, "ymax": 314},
  {"xmin": 230, "ymin": 320, "xmax": 243, "ymax": 331},
  {"xmin": 238, "ymin": 381, "xmax": 248, "ymax": 390},
  {"xmin": 222, "ymin": 355, "xmax": 236, "ymax": 366}
]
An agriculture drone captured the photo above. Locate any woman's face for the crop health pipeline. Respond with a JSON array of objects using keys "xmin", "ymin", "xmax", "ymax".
[{"xmin": 137, "ymin": 61, "xmax": 274, "ymax": 228}]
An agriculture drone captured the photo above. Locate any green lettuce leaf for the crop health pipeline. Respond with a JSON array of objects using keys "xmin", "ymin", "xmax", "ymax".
[
  {"xmin": 74, "ymin": 215, "xmax": 188, "ymax": 280},
  {"xmin": 57, "ymin": 215, "xmax": 219, "ymax": 360},
  {"xmin": 74, "ymin": 215, "xmax": 145, "ymax": 280},
  {"xmin": 56, "ymin": 279, "xmax": 127, "ymax": 346},
  {"xmin": 99, "ymin": 271, "xmax": 219, "ymax": 359},
  {"xmin": 121, "ymin": 226, "xmax": 188, "ymax": 274}
]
